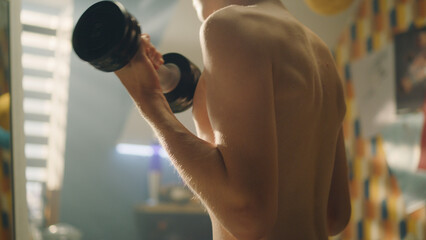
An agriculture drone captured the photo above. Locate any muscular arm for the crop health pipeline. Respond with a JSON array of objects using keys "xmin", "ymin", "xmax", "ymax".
[
  {"xmin": 327, "ymin": 128, "xmax": 351, "ymax": 236},
  {"xmin": 118, "ymin": 8, "xmax": 278, "ymax": 239},
  {"xmin": 200, "ymin": 8, "xmax": 279, "ymax": 238}
]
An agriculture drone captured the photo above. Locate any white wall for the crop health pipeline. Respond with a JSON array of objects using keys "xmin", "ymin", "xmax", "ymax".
[{"xmin": 283, "ymin": 0, "xmax": 362, "ymax": 48}]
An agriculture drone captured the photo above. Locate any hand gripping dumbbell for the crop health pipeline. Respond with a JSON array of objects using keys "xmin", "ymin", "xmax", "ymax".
[{"xmin": 72, "ymin": 1, "xmax": 200, "ymax": 113}]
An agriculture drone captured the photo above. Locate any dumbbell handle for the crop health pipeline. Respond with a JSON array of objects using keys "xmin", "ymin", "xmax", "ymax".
[{"xmin": 157, "ymin": 63, "xmax": 181, "ymax": 94}]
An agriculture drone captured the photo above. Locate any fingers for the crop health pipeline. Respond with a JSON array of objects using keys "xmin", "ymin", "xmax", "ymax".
[
  {"xmin": 141, "ymin": 34, "xmax": 164, "ymax": 70},
  {"xmin": 114, "ymin": 34, "xmax": 164, "ymax": 97}
]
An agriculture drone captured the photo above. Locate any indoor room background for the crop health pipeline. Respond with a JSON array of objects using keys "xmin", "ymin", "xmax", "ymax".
[{"xmin": 2, "ymin": 0, "xmax": 426, "ymax": 239}]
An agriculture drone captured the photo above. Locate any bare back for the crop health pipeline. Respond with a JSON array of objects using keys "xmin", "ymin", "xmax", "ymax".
[{"xmin": 193, "ymin": 3, "xmax": 349, "ymax": 240}]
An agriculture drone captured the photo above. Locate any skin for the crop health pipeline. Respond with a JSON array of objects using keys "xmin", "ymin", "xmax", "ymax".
[{"xmin": 115, "ymin": 0, "xmax": 351, "ymax": 239}]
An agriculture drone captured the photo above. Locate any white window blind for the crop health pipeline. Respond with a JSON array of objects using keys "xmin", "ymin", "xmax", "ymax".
[{"xmin": 21, "ymin": 0, "xmax": 73, "ymax": 227}]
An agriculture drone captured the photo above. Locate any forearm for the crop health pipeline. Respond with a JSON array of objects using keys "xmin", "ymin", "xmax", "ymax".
[
  {"xmin": 137, "ymin": 93, "xmax": 273, "ymax": 238},
  {"xmin": 138, "ymin": 92, "xmax": 226, "ymax": 186},
  {"xmin": 140, "ymin": 93, "xmax": 237, "ymax": 204}
]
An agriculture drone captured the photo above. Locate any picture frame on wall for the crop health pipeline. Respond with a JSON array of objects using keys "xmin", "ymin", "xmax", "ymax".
[{"xmin": 395, "ymin": 26, "xmax": 426, "ymax": 114}]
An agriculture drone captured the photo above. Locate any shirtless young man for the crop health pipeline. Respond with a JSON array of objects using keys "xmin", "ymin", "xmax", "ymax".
[{"xmin": 115, "ymin": 0, "xmax": 351, "ymax": 239}]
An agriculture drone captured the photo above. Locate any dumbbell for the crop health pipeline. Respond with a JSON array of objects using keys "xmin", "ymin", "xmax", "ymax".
[{"xmin": 72, "ymin": 1, "xmax": 200, "ymax": 113}]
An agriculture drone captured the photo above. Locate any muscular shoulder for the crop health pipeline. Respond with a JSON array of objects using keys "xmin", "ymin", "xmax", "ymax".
[
  {"xmin": 198, "ymin": 5, "xmax": 274, "ymax": 108},
  {"xmin": 201, "ymin": 5, "xmax": 254, "ymax": 40},
  {"xmin": 200, "ymin": 6, "xmax": 270, "ymax": 69},
  {"xmin": 200, "ymin": 5, "xmax": 268, "ymax": 50}
]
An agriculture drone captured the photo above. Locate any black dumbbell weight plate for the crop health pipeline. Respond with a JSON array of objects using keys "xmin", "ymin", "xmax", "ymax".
[
  {"xmin": 163, "ymin": 53, "xmax": 201, "ymax": 113},
  {"xmin": 72, "ymin": 1, "xmax": 141, "ymax": 72}
]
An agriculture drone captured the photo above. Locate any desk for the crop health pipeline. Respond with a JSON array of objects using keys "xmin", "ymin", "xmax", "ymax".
[{"xmin": 135, "ymin": 203, "xmax": 212, "ymax": 240}]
